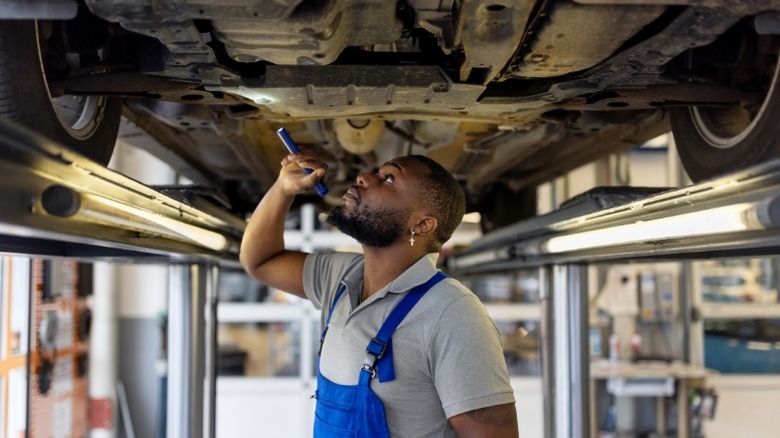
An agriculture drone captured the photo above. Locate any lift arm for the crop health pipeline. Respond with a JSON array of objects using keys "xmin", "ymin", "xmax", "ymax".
[
  {"xmin": 0, "ymin": 119, "xmax": 244, "ymax": 261},
  {"xmin": 447, "ymin": 159, "xmax": 780, "ymax": 274}
]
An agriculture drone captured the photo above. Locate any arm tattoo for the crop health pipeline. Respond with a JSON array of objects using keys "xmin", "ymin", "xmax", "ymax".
[{"xmin": 466, "ymin": 404, "xmax": 517, "ymax": 427}]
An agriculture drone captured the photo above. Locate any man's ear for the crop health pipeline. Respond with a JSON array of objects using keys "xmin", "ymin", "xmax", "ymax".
[{"xmin": 415, "ymin": 216, "xmax": 438, "ymax": 237}]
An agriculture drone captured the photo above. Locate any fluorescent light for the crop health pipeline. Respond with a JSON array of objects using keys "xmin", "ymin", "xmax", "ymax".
[
  {"xmin": 81, "ymin": 194, "xmax": 230, "ymax": 252},
  {"xmin": 545, "ymin": 202, "xmax": 757, "ymax": 253},
  {"xmin": 38, "ymin": 184, "xmax": 234, "ymax": 253},
  {"xmin": 461, "ymin": 212, "xmax": 482, "ymax": 224}
]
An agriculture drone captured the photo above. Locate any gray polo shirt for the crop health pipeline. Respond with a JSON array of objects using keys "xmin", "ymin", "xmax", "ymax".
[{"xmin": 303, "ymin": 251, "xmax": 515, "ymax": 437}]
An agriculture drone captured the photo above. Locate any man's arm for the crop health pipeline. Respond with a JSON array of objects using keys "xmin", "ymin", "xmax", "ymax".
[
  {"xmin": 429, "ymin": 293, "xmax": 519, "ymax": 437},
  {"xmin": 239, "ymin": 153, "xmax": 327, "ymax": 298},
  {"xmin": 449, "ymin": 403, "xmax": 519, "ymax": 438}
]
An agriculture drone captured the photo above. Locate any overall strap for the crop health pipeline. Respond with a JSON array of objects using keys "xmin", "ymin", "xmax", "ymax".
[
  {"xmin": 362, "ymin": 271, "xmax": 448, "ymax": 383},
  {"xmin": 318, "ymin": 284, "xmax": 347, "ymax": 356}
]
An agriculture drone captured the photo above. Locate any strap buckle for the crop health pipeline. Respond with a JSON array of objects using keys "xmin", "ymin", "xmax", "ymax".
[{"xmin": 361, "ymin": 337, "xmax": 387, "ymax": 376}]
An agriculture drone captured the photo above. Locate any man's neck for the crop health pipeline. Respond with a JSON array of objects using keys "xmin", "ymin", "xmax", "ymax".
[{"xmin": 360, "ymin": 246, "xmax": 430, "ymax": 297}]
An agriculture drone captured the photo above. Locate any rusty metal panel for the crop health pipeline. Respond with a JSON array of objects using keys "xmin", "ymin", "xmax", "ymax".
[
  {"xmin": 212, "ymin": 0, "xmax": 403, "ymax": 65},
  {"xmin": 455, "ymin": 0, "xmax": 535, "ymax": 83},
  {"xmin": 87, "ymin": 0, "xmax": 403, "ymax": 69},
  {"xmin": 509, "ymin": 2, "xmax": 666, "ymax": 78}
]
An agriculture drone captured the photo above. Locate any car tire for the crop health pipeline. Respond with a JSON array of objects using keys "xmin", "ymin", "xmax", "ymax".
[
  {"xmin": 0, "ymin": 20, "xmax": 121, "ymax": 165},
  {"xmin": 670, "ymin": 41, "xmax": 780, "ymax": 182},
  {"xmin": 479, "ymin": 184, "xmax": 537, "ymax": 233}
]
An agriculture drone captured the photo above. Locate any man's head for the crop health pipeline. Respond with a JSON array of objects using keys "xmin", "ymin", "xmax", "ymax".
[
  {"xmin": 327, "ymin": 155, "xmax": 466, "ymax": 252},
  {"xmin": 406, "ymin": 155, "xmax": 466, "ymax": 252}
]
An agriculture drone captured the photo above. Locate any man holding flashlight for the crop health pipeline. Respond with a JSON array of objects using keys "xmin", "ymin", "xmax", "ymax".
[{"xmin": 240, "ymin": 149, "xmax": 517, "ymax": 437}]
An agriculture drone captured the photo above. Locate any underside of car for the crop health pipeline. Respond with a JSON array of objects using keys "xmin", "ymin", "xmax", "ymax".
[{"xmin": 1, "ymin": 0, "xmax": 779, "ymax": 231}]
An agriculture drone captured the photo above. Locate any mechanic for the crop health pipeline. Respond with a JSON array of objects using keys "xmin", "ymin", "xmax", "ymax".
[{"xmin": 240, "ymin": 150, "xmax": 518, "ymax": 437}]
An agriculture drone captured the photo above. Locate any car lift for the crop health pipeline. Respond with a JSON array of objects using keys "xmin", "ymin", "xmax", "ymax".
[
  {"xmin": 446, "ymin": 158, "xmax": 780, "ymax": 438},
  {"xmin": 0, "ymin": 119, "xmax": 245, "ymax": 438},
  {"xmin": 2, "ymin": 116, "xmax": 780, "ymax": 438}
]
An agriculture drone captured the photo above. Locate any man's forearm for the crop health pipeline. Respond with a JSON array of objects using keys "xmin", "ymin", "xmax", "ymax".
[
  {"xmin": 240, "ymin": 152, "xmax": 326, "ymax": 295},
  {"xmin": 239, "ymin": 182, "xmax": 295, "ymax": 274},
  {"xmin": 450, "ymin": 404, "xmax": 519, "ymax": 438}
]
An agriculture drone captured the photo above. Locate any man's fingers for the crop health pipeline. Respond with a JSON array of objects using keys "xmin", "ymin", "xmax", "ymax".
[
  {"xmin": 306, "ymin": 169, "xmax": 325, "ymax": 183},
  {"xmin": 280, "ymin": 154, "xmax": 296, "ymax": 167},
  {"xmin": 294, "ymin": 158, "xmax": 328, "ymax": 174}
]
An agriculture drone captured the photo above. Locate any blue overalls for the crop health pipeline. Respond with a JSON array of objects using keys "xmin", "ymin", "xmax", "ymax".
[{"xmin": 313, "ymin": 271, "xmax": 447, "ymax": 437}]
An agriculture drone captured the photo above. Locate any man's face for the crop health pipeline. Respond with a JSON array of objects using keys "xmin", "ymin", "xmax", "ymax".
[
  {"xmin": 326, "ymin": 157, "xmax": 424, "ymax": 248},
  {"xmin": 326, "ymin": 202, "xmax": 410, "ymax": 248}
]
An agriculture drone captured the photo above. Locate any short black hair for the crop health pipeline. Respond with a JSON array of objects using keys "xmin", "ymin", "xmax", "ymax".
[{"xmin": 408, "ymin": 155, "xmax": 466, "ymax": 251}]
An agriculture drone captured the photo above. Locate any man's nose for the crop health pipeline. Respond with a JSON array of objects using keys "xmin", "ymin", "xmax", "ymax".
[{"xmin": 356, "ymin": 172, "xmax": 374, "ymax": 187}]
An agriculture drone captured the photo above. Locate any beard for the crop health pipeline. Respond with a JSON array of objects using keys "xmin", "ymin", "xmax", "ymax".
[{"xmin": 327, "ymin": 204, "xmax": 410, "ymax": 248}]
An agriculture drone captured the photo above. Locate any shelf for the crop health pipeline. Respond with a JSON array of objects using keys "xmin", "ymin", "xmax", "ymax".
[
  {"xmin": 217, "ymin": 302, "xmax": 317, "ymax": 323},
  {"xmin": 590, "ymin": 359, "xmax": 714, "ymax": 380},
  {"xmin": 485, "ymin": 303, "xmax": 541, "ymax": 321},
  {"xmin": 700, "ymin": 303, "xmax": 780, "ymax": 320}
]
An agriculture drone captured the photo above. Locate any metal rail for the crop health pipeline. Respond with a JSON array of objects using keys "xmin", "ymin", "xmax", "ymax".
[
  {"xmin": 447, "ymin": 158, "xmax": 780, "ymax": 275},
  {"xmin": 0, "ymin": 119, "xmax": 244, "ymax": 261}
]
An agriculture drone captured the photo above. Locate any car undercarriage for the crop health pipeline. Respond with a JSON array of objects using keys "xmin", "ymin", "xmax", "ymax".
[{"xmin": 1, "ymin": 0, "xmax": 779, "ymax": 230}]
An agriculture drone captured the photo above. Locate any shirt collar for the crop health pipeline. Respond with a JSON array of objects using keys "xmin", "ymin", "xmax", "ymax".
[
  {"xmin": 384, "ymin": 253, "xmax": 441, "ymax": 294},
  {"xmin": 340, "ymin": 253, "xmax": 441, "ymax": 299}
]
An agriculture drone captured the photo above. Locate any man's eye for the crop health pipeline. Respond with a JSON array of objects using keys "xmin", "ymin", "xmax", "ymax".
[{"xmin": 383, "ymin": 174, "xmax": 395, "ymax": 183}]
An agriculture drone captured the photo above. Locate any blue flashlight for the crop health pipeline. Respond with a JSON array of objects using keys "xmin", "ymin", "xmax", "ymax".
[{"xmin": 276, "ymin": 127, "xmax": 329, "ymax": 197}]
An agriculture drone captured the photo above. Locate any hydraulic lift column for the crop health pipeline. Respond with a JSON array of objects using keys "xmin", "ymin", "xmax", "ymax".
[
  {"xmin": 167, "ymin": 263, "xmax": 220, "ymax": 438},
  {"xmin": 541, "ymin": 265, "xmax": 590, "ymax": 438}
]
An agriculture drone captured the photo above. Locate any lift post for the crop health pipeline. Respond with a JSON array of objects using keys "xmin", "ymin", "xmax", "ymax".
[
  {"xmin": 540, "ymin": 264, "xmax": 590, "ymax": 437},
  {"xmin": 167, "ymin": 263, "xmax": 220, "ymax": 438}
]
